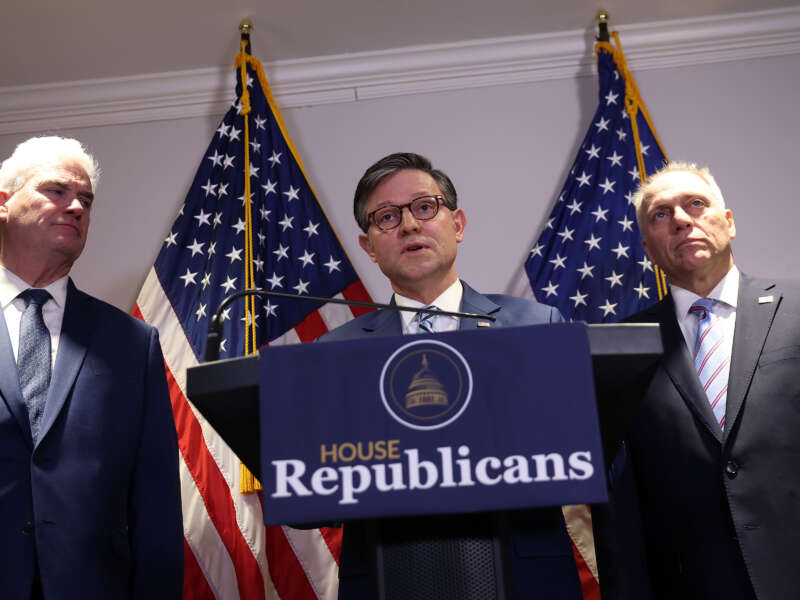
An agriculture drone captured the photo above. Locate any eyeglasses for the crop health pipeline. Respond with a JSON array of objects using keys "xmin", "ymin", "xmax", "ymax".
[{"xmin": 367, "ymin": 195, "xmax": 446, "ymax": 231}]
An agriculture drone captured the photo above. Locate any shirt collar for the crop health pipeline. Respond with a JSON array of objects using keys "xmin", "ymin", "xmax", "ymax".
[
  {"xmin": 394, "ymin": 279, "xmax": 464, "ymax": 331},
  {"xmin": 0, "ymin": 265, "xmax": 69, "ymax": 310},
  {"xmin": 671, "ymin": 265, "xmax": 739, "ymax": 318}
]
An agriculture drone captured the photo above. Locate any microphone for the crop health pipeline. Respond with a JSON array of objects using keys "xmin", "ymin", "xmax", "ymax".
[{"xmin": 205, "ymin": 288, "xmax": 496, "ymax": 362}]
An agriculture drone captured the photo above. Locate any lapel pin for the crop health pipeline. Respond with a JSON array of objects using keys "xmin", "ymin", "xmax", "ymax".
[
  {"xmin": 758, "ymin": 295, "xmax": 774, "ymax": 304},
  {"xmin": 477, "ymin": 321, "xmax": 491, "ymax": 328}
]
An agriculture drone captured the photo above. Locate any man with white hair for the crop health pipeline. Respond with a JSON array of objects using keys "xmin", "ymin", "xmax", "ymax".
[
  {"xmin": 0, "ymin": 136, "xmax": 183, "ymax": 599},
  {"xmin": 617, "ymin": 162, "xmax": 800, "ymax": 600}
]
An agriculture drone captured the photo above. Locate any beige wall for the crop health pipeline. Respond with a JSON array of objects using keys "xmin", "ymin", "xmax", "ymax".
[{"xmin": 0, "ymin": 52, "xmax": 797, "ymax": 310}]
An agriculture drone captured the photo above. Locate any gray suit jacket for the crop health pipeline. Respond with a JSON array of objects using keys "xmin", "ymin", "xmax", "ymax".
[{"xmin": 622, "ymin": 273, "xmax": 800, "ymax": 600}]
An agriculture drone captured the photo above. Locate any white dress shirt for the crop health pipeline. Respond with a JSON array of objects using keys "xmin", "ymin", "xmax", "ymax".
[
  {"xmin": 670, "ymin": 265, "xmax": 738, "ymax": 361},
  {"xmin": 395, "ymin": 279, "xmax": 463, "ymax": 335},
  {"xmin": 0, "ymin": 265, "xmax": 68, "ymax": 369}
]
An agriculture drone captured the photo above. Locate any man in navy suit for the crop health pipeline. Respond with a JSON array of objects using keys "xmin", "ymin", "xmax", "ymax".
[
  {"xmin": 612, "ymin": 162, "xmax": 800, "ymax": 600},
  {"xmin": 320, "ymin": 152, "xmax": 582, "ymax": 599},
  {"xmin": 0, "ymin": 137, "xmax": 183, "ymax": 599}
]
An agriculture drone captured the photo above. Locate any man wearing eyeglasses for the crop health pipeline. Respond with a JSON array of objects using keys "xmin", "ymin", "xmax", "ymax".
[
  {"xmin": 329, "ymin": 152, "xmax": 564, "ymax": 335},
  {"xmin": 320, "ymin": 153, "xmax": 581, "ymax": 599}
]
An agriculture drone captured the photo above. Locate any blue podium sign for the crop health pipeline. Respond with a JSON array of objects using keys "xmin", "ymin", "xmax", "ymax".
[{"xmin": 259, "ymin": 322, "xmax": 607, "ymax": 525}]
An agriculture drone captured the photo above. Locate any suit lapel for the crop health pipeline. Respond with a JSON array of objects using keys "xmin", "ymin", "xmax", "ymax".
[
  {"xmin": 362, "ymin": 282, "xmax": 499, "ymax": 335},
  {"xmin": 0, "ymin": 308, "xmax": 33, "ymax": 447},
  {"xmin": 38, "ymin": 280, "xmax": 91, "ymax": 446},
  {"xmin": 358, "ymin": 306, "xmax": 403, "ymax": 336},
  {"xmin": 458, "ymin": 281, "xmax": 500, "ymax": 329},
  {"xmin": 653, "ymin": 296, "xmax": 723, "ymax": 442},
  {"xmin": 725, "ymin": 274, "xmax": 779, "ymax": 438}
]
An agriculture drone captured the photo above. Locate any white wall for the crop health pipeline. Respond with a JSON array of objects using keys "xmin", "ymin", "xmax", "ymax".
[{"xmin": 1, "ymin": 51, "xmax": 797, "ymax": 310}]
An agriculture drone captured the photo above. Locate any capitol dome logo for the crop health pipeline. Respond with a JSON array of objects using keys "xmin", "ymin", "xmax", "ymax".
[{"xmin": 380, "ymin": 339, "xmax": 473, "ymax": 430}]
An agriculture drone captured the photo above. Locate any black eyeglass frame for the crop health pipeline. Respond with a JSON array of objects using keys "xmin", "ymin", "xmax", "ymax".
[{"xmin": 367, "ymin": 195, "xmax": 447, "ymax": 231}]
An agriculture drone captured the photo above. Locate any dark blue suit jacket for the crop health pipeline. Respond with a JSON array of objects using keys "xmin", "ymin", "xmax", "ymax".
[
  {"xmin": 601, "ymin": 274, "xmax": 800, "ymax": 600},
  {"xmin": 0, "ymin": 280, "xmax": 183, "ymax": 599},
  {"xmin": 319, "ymin": 281, "xmax": 583, "ymax": 599}
]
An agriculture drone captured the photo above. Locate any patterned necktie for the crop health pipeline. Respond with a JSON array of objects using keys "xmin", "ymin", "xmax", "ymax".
[
  {"xmin": 689, "ymin": 298, "xmax": 729, "ymax": 429},
  {"xmin": 18, "ymin": 289, "xmax": 53, "ymax": 442},
  {"xmin": 416, "ymin": 305, "xmax": 439, "ymax": 334}
]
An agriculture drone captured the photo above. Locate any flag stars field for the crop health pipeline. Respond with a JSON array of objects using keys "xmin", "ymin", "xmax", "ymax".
[
  {"xmin": 542, "ymin": 280, "xmax": 559, "ymax": 297},
  {"xmin": 262, "ymin": 179, "xmax": 277, "ymax": 195},
  {"xmin": 599, "ymin": 177, "xmax": 616, "ymax": 194},
  {"xmin": 591, "ymin": 206, "xmax": 608, "ymax": 222},
  {"xmin": 522, "ymin": 45, "xmax": 665, "ymax": 323},
  {"xmin": 298, "ymin": 250, "xmax": 315, "ymax": 268},
  {"xmin": 611, "ymin": 243, "xmax": 630, "ymax": 259},
  {"xmin": 273, "ymin": 243, "xmax": 289, "ymax": 261},
  {"xmin": 598, "ymin": 300, "xmax": 618, "ymax": 316},
  {"xmin": 585, "ymin": 234, "xmax": 602, "ymax": 251},
  {"xmin": 278, "ymin": 215, "xmax": 294, "ymax": 231},
  {"xmin": 186, "ymin": 239, "xmax": 204, "ymax": 256},
  {"xmin": 179, "ymin": 268, "xmax": 197, "ymax": 287},
  {"xmin": 557, "ymin": 227, "xmax": 575, "ymax": 242},
  {"xmin": 606, "ymin": 151, "xmax": 623, "ymax": 167},
  {"xmin": 605, "ymin": 270, "xmax": 624, "ymax": 288},
  {"xmin": 324, "ymin": 257, "xmax": 341, "ymax": 273}
]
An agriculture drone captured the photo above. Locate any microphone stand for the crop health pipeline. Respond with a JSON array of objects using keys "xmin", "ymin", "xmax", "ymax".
[{"xmin": 204, "ymin": 288, "xmax": 496, "ymax": 361}]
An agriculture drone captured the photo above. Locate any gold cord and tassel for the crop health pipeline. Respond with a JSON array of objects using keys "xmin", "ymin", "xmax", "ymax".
[
  {"xmin": 236, "ymin": 37, "xmax": 262, "ymax": 494},
  {"xmin": 595, "ymin": 31, "xmax": 670, "ymax": 300}
]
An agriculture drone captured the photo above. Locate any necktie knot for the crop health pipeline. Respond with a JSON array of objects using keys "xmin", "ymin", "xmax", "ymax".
[
  {"xmin": 19, "ymin": 288, "xmax": 52, "ymax": 309},
  {"xmin": 417, "ymin": 305, "xmax": 439, "ymax": 334},
  {"xmin": 689, "ymin": 298, "xmax": 714, "ymax": 320}
]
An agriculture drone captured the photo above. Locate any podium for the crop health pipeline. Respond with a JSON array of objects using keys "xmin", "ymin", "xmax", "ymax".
[{"xmin": 187, "ymin": 323, "xmax": 661, "ymax": 599}]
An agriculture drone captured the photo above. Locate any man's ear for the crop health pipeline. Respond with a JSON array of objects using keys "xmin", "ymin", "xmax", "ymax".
[
  {"xmin": 726, "ymin": 209, "xmax": 736, "ymax": 240},
  {"xmin": 452, "ymin": 208, "xmax": 466, "ymax": 243},
  {"xmin": 358, "ymin": 233, "xmax": 377, "ymax": 263},
  {"xmin": 0, "ymin": 190, "xmax": 9, "ymax": 224}
]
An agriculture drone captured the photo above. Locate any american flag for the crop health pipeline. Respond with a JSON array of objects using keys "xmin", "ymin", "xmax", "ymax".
[
  {"xmin": 510, "ymin": 36, "xmax": 668, "ymax": 599},
  {"xmin": 133, "ymin": 47, "xmax": 372, "ymax": 599},
  {"xmin": 512, "ymin": 39, "xmax": 667, "ymax": 321}
]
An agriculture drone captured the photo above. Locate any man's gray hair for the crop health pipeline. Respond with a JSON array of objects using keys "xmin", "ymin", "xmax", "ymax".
[
  {"xmin": 353, "ymin": 152, "xmax": 458, "ymax": 232},
  {"xmin": 0, "ymin": 136, "xmax": 100, "ymax": 195},
  {"xmin": 632, "ymin": 161, "xmax": 725, "ymax": 229}
]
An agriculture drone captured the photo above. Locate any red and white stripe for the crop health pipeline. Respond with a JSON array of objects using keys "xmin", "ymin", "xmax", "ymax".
[{"xmin": 134, "ymin": 267, "xmax": 371, "ymax": 599}]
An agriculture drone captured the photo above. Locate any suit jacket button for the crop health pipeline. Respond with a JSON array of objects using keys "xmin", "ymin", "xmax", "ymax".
[
  {"xmin": 21, "ymin": 522, "xmax": 34, "ymax": 535},
  {"xmin": 725, "ymin": 461, "xmax": 739, "ymax": 478}
]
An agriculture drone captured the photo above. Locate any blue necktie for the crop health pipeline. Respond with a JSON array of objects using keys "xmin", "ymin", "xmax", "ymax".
[
  {"xmin": 689, "ymin": 298, "xmax": 729, "ymax": 429},
  {"xmin": 18, "ymin": 289, "xmax": 52, "ymax": 442},
  {"xmin": 416, "ymin": 305, "xmax": 439, "ymax": 334}
]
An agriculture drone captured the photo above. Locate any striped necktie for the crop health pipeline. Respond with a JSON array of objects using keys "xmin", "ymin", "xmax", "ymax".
[
  {"xmin": 416, "ymin": 305, "xmax": 438, "ymax": 334},
  {"xmin": 18, "ymin": 288, "xmax": 53, "ymax": 442},
  {"xmin": 689, "ymin": 298, "xmax": 729, "ymax": 429}
]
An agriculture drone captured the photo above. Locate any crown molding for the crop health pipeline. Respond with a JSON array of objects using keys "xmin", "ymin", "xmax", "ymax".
[{"xmin": 1, "ymin": 6, "xmax": 799, "ymax": 135}]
